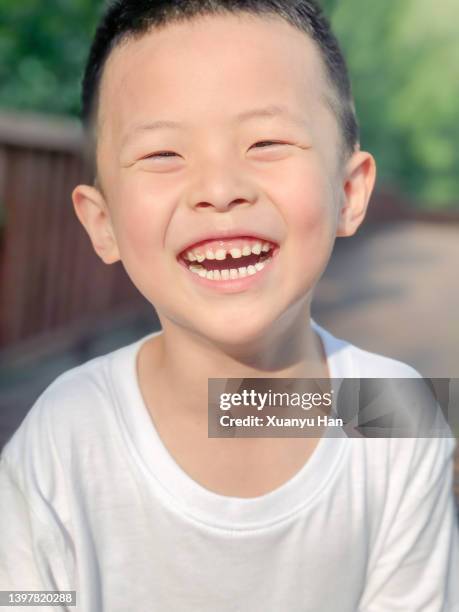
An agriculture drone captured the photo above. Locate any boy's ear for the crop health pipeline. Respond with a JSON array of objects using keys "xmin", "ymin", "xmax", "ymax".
[
  {"xmin": 71, "ymin": 184, "xmax": 121, "ymax": 264},
  {"xmin": 336, "ymin": 150, "xmax": 376, "ymax": 238}
]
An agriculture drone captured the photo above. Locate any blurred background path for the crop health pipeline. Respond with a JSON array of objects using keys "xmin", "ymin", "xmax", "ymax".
[{"xmin": 314, "ymin": 221, "xmax": 459, "ymax": 377}]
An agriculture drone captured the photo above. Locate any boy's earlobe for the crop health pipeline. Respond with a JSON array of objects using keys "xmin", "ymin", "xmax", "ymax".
[
  {"xmin": 336, "ymin": 151, "xmax": 376, "ymax": 238},
  {"xmin": 71, "ymin": 184, "xmax": 121, "ymax": 264}
]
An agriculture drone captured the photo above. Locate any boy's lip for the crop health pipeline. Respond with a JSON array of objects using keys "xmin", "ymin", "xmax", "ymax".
[{"xmin": 177, "ymin": 230, "xmax": 279, "ymax": 258}]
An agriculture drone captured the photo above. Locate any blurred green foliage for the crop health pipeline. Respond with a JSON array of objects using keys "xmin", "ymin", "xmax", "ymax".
[
  {"xmin": 0, "ymin": 0, "xmax": 102, "ymax": 116},
  {"xmin": 327, "ymin": 0, "xmax": 459, "ymax": 208},
  {"xmin": 0, "ymin": 0, "xmax": 458, "ymax": 208}
]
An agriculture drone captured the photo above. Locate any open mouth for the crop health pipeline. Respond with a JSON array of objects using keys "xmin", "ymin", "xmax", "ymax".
[{"xmin": 178, "ymin": 237, "xmax": 278, "ymax": 281}]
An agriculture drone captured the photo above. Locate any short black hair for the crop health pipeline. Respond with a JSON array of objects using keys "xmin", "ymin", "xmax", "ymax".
[{"xmin": 81, "ymin": 0, "xmax": 359, "ymax": 169}]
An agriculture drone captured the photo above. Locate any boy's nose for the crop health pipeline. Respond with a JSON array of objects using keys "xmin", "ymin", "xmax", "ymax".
[{"xmin": 186, "ymin": 158, "xmax": 258, "ymax": 212}]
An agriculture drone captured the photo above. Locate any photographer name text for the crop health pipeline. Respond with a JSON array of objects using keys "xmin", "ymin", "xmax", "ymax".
[{"xmin": 220, "ymin": 415, "xmax": 343, "ymax": 428}]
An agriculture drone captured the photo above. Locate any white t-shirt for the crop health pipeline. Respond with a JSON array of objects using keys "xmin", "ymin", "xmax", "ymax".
[{"xmin": 0, "ymin": 323, "xmax": 458, "ymax": 611}]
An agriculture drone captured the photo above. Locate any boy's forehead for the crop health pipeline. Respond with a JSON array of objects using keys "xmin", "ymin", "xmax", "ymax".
[{"xmin": 97, "ymin": 13, "xmax": 337, "ymax": 154}]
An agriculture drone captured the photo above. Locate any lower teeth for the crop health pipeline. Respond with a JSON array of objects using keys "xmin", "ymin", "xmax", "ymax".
[{"xmin": 189, "ymin": 259, "xmax": 270, "ymax": 281}]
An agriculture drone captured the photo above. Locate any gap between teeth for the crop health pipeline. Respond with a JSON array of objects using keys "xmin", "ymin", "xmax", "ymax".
[{"xmin": 189, "ymin": 260, "xmax": 268, "ymax": 280}]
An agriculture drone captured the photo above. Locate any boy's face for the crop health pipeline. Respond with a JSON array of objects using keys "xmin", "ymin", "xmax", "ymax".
[{"xmin": 73, "ymin": 13, "xmax": 375, "ymax": 347}]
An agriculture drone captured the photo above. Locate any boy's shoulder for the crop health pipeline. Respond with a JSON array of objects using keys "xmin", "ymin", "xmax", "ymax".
[
  {"xmin": 0, "ymin": 336, "xmax": 149, "ymax": 529},
  {"xmin": 1, "ymin": 335, "xmax": 146, "ymax": 469},
  {"xmin": 313, "ymin": 321, "xmax": 421, "ymax": 379},
  {"xmin": 346, "ymin": 343, "xmax": 421, "ymax": 378}
]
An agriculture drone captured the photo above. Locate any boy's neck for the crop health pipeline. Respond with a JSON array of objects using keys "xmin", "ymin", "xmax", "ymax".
[{"xmin": 137, "ymin": 307, "xmax": 329, "ymax": 422}]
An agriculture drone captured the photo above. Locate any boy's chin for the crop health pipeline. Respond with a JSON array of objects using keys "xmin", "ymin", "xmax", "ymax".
[{"xmin": 192, "ymin": 312, "xmax": 280, "ymax": 352}]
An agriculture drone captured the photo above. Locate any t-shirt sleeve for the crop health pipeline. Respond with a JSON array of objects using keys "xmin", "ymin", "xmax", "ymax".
[
  {"xmin": 0, "ymin": 396, "xmax": 76, "ymax": 609},
  {"xmin": 359, "ymin": 436, "xmax": 459, "ymax": 611}
]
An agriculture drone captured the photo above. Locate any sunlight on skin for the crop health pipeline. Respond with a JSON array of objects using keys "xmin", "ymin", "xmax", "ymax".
[{"xmin": 72, "ymin": 14, "xmax": 376, "ymax": 426}]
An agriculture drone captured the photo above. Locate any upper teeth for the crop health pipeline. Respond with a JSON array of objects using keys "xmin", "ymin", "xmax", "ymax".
[{"xmin": 185, "ymin": 241, "xmax": 271, "ymax": 262}]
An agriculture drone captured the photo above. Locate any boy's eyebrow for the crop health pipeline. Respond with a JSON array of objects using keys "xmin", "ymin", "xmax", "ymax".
[
  {"xmin": 121, "ymin": 105, "xmax": 308, "ymax": 146},
  {"xmin": 236, "ymin": 105, "xmax": 309, "ymax": 128}
]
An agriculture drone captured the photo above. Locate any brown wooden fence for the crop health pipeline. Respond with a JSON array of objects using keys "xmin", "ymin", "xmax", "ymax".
[{"xmin": 0, "ymin": 111, "xmax": 146, "ymax": 350}]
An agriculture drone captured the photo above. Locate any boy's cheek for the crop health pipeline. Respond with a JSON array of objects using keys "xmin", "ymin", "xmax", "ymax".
[
  {"xmin": 283, "ymin": 183, "xmax": 338, "ymax": 279},
  {"xmin": 117, "ymin": 220, "xmax": 161, "ymax": 264},
  {"xmin": 280, "ymin": 170, "xmax": 336, "ymax": 236},
  {"xmin": 108, "ymin": 199, "xmax": 166, "ymax": 275}
]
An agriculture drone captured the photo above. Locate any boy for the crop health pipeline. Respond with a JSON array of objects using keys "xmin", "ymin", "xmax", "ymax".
[{"xmin": 1, "ymin": 0, "xmax": 458, "ymax": 610}]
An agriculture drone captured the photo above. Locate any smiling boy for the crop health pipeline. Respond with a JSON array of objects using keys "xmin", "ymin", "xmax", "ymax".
[{"xmin": 1, "ymin": 1, "xmax": 458, "ymax": 610}]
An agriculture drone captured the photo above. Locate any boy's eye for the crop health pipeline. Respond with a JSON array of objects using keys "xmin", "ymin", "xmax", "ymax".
[
  {"xmin": 252, "ymin": 141, "xmax": 288, "ymax": 149},
  {"xmin": 143, "ymin": 151, "xmax": 178, "ymax": 159}
]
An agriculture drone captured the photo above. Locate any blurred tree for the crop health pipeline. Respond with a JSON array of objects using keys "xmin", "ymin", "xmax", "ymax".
[
  {"xmin": 320, "ymin": 0, "xmax": 338, "ymax": 14},
  {"xmin": 0, "ymin": 0, "xmax": 102, "ymax": 116},
  {"xmin": 0, "ymin": 0, "xmax": 457, "ymax": 208},
  {"xmin": 326, "ymin": 0, "xmax": 459, "ymax": 207}
]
